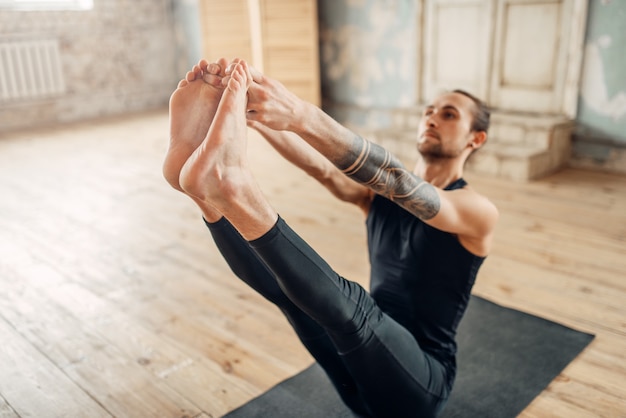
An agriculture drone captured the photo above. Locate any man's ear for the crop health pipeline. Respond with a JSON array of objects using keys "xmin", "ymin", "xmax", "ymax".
[{"xmin": 470, "ymin": 131, "xmax": 487, "ymax": 150}]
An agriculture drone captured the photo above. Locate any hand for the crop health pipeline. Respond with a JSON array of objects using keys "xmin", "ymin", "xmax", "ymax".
[{"xmin": 245, "ymin": 66, "xmax": 304, "ymax": 132}]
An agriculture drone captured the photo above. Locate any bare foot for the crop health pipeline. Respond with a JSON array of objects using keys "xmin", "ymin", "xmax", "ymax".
[
  {"xmin": 179, "ymin": 60, "xmax": 252, "ymax": 201},
  {"xmin": 179, "ymin": 61, "xmax": 277, "ymax": 239},
  {"xmin": 162, "ymin": 58, "xmax": 227, "ymax": 191}
]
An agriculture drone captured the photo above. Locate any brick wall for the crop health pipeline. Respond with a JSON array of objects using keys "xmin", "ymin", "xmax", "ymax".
[{"xmin": 0, "ymin": 0, "xmax": 181, "ymax": 134}]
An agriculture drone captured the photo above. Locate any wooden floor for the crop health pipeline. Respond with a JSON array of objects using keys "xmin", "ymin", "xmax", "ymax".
[{"xmin": 0, "ymin": 109, "xmax": 624, "ymax": 418}]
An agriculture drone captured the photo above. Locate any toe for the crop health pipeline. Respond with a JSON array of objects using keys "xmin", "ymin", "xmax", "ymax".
[{"xmin": 198, "ymin": 58, "xmax": 210, "ymax": 69}]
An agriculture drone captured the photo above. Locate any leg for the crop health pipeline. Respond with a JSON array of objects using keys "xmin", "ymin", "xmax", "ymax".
[
  {"xmin": 205, "ymin": 217, "xmax": 370, "ymax": 415},
  {"xmin": 165, "ymin": 59, "xmax": 355, "ymax": 382}
]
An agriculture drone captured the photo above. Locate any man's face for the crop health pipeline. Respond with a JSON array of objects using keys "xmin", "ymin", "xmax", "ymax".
[{"xmin": 417, "ymin": 92, "xmax": 477, "ymax": 160}]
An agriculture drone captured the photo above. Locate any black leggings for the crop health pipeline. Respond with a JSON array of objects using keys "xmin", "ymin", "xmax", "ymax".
[{"xmin": 206, "ymin": 216, "xmax": 450, "ymax": 418}]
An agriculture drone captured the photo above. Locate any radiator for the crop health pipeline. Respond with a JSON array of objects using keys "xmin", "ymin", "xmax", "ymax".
[{"xmin": 0, "ymin": 39, "xmax": 66, "ymax": 102}]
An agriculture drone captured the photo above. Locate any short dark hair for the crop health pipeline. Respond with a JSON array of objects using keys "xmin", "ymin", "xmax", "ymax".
[{"xmin": 452, "ymin": 89, "xmax": 490, "ymax": 133}]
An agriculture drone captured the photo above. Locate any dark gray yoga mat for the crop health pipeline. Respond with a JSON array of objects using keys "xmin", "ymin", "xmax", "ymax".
[{"xmin": 223, "ymin": 295, "xmax": 594, "ymax": 418}]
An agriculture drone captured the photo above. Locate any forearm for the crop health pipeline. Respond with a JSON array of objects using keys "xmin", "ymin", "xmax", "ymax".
[
  {"xmin": 291, "ymin": 104, "xmax": 440, "ymax": 220},
  {"xmin": 252, "ymin": 123, "xmax": 330, "ymax": 180}
]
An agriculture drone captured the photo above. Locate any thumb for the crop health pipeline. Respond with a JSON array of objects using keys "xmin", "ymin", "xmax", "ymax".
[{"xmin": 246, "ymin": 117, "xmax": 263, "ymax": 130}]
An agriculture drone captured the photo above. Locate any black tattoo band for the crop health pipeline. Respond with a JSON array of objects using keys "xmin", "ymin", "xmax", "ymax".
[{"xmin": 340, "ymin": 135, "xmax": 440, "ymax": 220}]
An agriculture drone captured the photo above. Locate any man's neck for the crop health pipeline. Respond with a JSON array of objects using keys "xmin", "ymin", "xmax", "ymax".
[{"xmin": 413, "ymin": 158, "xmax": 465, "ymax": 189}]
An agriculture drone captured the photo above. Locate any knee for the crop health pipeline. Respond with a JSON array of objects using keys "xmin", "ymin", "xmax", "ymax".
[{"xmin": 325, "ymin": 283, "xmax": 383, "ymax": 352}]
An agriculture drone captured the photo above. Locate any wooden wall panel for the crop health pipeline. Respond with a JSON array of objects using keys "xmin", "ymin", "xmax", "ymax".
[
  {"xmin": 198, "ymin": 0, "xmax": 321, "ymax": 106},
  {"xmin": 260, "ymin": 0, "xmax": 321, "ymax": 105},
  {"xmin": 198, "ymin": 0, "xmax": 253, "ymax": 63}
]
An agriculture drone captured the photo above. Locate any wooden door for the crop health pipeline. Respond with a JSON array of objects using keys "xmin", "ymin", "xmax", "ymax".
[
  {"xmin": 488, "ymin": 0, "xmax": 587, "ymax": 116},
  {"xmin": 421, "ymin": 0, "xmax": 495, "ymax": 102}
]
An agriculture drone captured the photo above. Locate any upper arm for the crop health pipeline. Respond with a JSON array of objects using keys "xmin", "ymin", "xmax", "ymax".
[{"xmin": 426, "ymin": 187, "xmax": 499, "ymax": 255}]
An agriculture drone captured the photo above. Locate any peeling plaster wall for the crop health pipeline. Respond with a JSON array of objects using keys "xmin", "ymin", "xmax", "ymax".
[
  {"xmin": 572, "ymin": 0, "xmax": 626, "ymax": 173},
  {"xmin": 0, "ymin": 0, "xmax": 181, "ymax": 134},
  {"xmin": 318, "ymin": 0, "xmax": 418, "ymax": 131},
  {"xmin": 171, "ymin": 0, "xmax": 202, "ymax": 71},
  {"xmin": 577, "ymin": 0, "xmax": 626, "ymax": 139}
]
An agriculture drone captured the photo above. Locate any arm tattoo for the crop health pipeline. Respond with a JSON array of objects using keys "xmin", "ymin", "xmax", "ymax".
[{"xmin": 338, "ymin": 135, "xmax": 440, "ymax": 220}]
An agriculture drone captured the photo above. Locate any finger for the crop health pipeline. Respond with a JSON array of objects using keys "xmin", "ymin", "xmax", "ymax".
[
  {"xmin": 220, "ymin": 76, "xmax": 231, "ymax": 88},
  {"xmin": 248, "ymin": 65, "xmax": 264, "ymax": 83},
  {"xmin": 225, "ymin": 57, "xmax": 243, "ymax": 75},
  {"xmin": 206, "ymin": 62, "xmax": 221, "ymax": 75},
  {"xmin": 246, "ymin": 119, "xmax": 267, "ymax": 131},
  {"xmin": 205, "ymin": 57, "xmax": 228, "ymax": 75},
  {"xmin": 216, "ymin": 57, "xmax": 229, "ymax": 77},
  {"xmin": 200, "ymin": 59, "xmax": 226, "ymax": 86},
  {"xmin": 246, "ymin": 82, "xmax": 262, "ymax": 107},
  {"xmin": 203, "ymin": 71, "xmax": 223, "ymax": 87}
]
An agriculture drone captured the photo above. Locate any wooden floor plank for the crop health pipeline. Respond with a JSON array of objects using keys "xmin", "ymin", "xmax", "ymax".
[
  {"xmin": 0, "ymin": 262, "xmax": 203, "ymax": 417},
  {"xmin": 46, "ymin": 280, "xmax": 264, "ymax": 414},
  {"xmin": 0, "ymin": 398, "xmax": 19, "ymax": 418},
  {"xmin": 0, "ymin": 317, "xmax": 112, "ymax": 417}
]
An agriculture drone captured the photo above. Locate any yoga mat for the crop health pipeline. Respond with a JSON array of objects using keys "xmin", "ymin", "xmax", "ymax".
[{"xmin": 223, "ymin": 295, "xmax": 594, "ymax": 418}]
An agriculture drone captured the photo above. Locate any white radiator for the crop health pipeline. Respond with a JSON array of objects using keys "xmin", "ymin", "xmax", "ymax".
[{"xmin": 0, "ymin": 39, "xmax": 66, "ymax": 102}]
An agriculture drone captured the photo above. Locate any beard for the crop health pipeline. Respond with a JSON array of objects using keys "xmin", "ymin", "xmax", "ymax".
[{"xmin": 417, "ymin": 140, "xmax": 462, "ymax": 161}]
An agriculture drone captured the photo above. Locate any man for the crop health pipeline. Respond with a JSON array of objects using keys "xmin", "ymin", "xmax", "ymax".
[{"xmin": 163, "ymin": 58, "xmax": 498, "ymax": 418}]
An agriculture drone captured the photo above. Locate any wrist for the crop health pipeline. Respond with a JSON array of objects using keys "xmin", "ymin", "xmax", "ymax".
[{"xmin": 290, "ymin": 101, "xmax": 322, "ymax": 137}]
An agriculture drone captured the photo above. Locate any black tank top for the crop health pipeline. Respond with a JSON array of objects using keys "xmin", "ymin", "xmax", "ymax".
[{"xmin": 366, "ymin": 178, "xmax": 484, "ymax": 381}]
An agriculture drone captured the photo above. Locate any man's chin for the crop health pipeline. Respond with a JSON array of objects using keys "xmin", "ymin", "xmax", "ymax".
[
  {"xmin": 418, "ymin": 143, "xmax": 441, "ymax": 155},
  {"xmin": 418, "ymin": 146, "xmax": 454, "ymax": 161}
]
